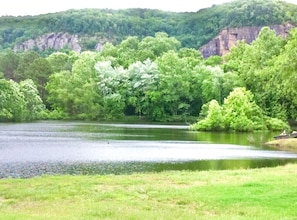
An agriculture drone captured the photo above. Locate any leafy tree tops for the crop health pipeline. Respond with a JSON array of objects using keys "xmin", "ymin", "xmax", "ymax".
[
  {"xmin": 0, "ymin": 79, "xmax": 46, "ymax": 121},
  {"xmin": 0, "ymin": 25, "xmax": 296, "ymax": 130}
]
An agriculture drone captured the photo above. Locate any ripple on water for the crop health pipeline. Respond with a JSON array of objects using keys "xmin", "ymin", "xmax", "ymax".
[{"xmin": 1, "ymin": 122, "xmax": 297, "ymax": 178}]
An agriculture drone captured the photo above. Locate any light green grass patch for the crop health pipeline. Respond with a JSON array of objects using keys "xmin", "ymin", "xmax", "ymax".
[{"xmin": 1, "ymin": 164, "xmax": 297, "ymax": 219}]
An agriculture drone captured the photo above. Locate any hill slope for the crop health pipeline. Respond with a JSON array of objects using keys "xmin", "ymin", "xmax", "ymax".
[{"xmin": 0, "ymin": 0, "xmax": 297, "ymax": 53}]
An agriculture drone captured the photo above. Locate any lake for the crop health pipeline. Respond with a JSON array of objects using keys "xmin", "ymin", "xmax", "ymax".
[{"xmin": 0, "ymin": 121, "xmax": 297, "ymax": 178}]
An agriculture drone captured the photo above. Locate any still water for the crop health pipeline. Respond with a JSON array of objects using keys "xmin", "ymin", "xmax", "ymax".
[{"xmin": 0, "ymin": 121, "xmax": 296, "ymax": 178}]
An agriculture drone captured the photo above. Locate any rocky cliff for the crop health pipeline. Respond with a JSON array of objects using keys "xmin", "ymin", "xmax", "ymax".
[
  {"xmin": 14, "ymin": 23, "xmax": 294, "ymax": 58},
  {"xmin": 13, "ymin": 32, "xmax": 107, "ymax": 53},
  {"xmin": 200, "ymin": 23, "xmax": 294, "ymax": 58},
  {"xmin": 14, "ymin": 32, "xmax": 82, "ymax": 52}
]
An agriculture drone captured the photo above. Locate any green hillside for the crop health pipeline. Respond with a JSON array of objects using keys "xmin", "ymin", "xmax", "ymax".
[{"xmin": 0, "ymin": 0, "xmax": 297, "ymax": 51}]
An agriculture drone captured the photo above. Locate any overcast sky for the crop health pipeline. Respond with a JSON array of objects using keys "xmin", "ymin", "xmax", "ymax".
[{"xmin": 0, "ymin": 0, "xmax": 297, "ymax": 16}]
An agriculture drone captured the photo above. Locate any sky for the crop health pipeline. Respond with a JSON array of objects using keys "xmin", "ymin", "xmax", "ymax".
[{"xmin": 1, "ymin": 0, "xmax": 296, "ymax": 17}]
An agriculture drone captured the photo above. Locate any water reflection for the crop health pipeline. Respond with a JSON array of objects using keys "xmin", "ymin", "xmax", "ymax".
[
  {"xmin": 187, "ymin": 130, "xmax": 278, "ymax": 147},
  {"xmin": 0, "ymin": 121, "xmax": 296, "ymax": 178}
]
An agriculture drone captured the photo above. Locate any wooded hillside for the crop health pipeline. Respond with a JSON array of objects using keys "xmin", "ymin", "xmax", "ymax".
[{"xmin": 0, "ymin": 0, "xmax": 297, "ymax": 51}]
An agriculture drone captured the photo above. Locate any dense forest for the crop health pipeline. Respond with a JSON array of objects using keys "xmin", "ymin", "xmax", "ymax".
[
  {"xmin": 0, "ymin": 0, "xmax": 297, "ymax": 51},
  {"xmin": 1, "ymin": 0, "xmax": 297, "ymax": 131}
]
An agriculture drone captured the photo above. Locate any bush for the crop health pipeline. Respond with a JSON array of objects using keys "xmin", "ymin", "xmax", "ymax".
[
  {"xmin": 266, "ymin": 117, "xmax": 290, "ymax": 131},
  {"xmin": 191, "ymin": 87, "xmax": 290, "ymax": 132},
  {"xmin": 190, "ymin": 100, "xmax": 224, "ymax": 131}
]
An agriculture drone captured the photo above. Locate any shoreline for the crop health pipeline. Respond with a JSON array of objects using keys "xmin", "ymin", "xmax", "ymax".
[{"xmin": 265, "ymin": 138, "xmax": 297, "ymax": 152}]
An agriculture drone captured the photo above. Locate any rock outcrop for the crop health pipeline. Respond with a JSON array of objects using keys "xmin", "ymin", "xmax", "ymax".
[
  {"xmin": 200, "ymin": 23, "xmax": 294, "ymax": 58},
  {"xmin": 14, "ymin": 32, "xmax": 82, "ymax": 52},
  {"xmin": 14, "ymin": 23, "xmax": 294, "ymax": 57}
]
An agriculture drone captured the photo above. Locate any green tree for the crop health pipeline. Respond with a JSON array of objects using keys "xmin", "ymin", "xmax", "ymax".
[
  {"xmin": 156, "ymin": 51, "xmax": 191, "ymax": 120},
  {"xmin": 0, "ymin": 49, "xmax": 19, "ymax": 80},
  {"xmin": 126, "ymin": 59, "xmax": 160, "ymax": 118},
  {"xmin": 14, "ymin": 51, "xmax": 40, "ymax": 82},
  {"xmin": 190, "ymin": 100, "xmax": 224, "ymax": 131},
  {"xmin": 139, "ymin": 32, "xmax": 181, "ymax": 60},
  {"xmin": 100, "ymin": 32, "xmax": 182, "ymax": 69},
  {"xmin": 223, "ymin": 27, "xmax": 286, "ymax": 120},
  {"xmin": 47, "ymin": 51, "xmax": 78, "ymax": 73},
  {"xmin": 46, "ymin": 52, "xmax": 103, "ymax": 120},
  {"xmin": 95, "ymin": 60, "xmax": 126, "ymax": 119},
  {"xmin": 46, "ymin": 70, "xmax": 72, "ymax": 118},
  {"xmin": 239, "ymin": 27, "xmax": 284, "ymax": 91},
  {"xmin": 19, "ymin": 79, "xmax": 46, "ymax": 120},
  {"xmin": 193, "ymin": 65, "xmax": 224, "ymax": 104},
  {"xmin": 23, "ymin": 57, "xmax": 53, "ymax": 102},
  {"xmin": 272, "ymin": 28, "xmax": 297, "ymax": 120},
  {"xmin": 223, "ymin": 40, "xmax": 249, "ymax": 74},
  {"xmin": 155, "ymin": 49, "xmax": 205, "ymax": 121},
  {"xmin": 204, "ymin": 55, "xmax": 223, "ymax": 66},
  {"xmin": 191, "ymin": 88, "xmax": 288, "ymax": 131},
  {"xmin": 65, "ymin": 52, "xmax": 102, "ymax": 119},
  {"xmin": 0, "ymin": 79, "xmax": 26, "ymax": 121},
  {"xmin": 116, "ymin": 36, "xmax": 140, "ymax": 68},
  {"xmin": 222, "ymin": 87, "xmax": 267, "ymax": 131}
]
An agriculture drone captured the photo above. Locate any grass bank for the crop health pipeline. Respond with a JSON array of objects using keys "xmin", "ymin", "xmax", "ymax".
[
  {"xmin": 265, "ymin": 138, "xmax": 297, "ymax": 152},
  {"xmin": 1, "ymin": 164, "xmax": 297, "ymax": 219}
]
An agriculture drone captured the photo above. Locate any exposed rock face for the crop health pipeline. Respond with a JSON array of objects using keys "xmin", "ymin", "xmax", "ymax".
[
  {"xmin": 95, "ymin": 43, "xmax": 104, "ymax": 51},
  {"xmin": 200, "ymin": 23, "xmax": 294, "ymax": 58},
  {"xmin": 14, "ymin": 32, "xmax": 82, "ymax": 52},
  {"xmin": 14, "ymin": 23, "xmax": 294, "ymax": 57}
]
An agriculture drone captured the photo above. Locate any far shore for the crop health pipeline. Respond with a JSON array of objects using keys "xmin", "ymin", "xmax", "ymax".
[{"xmin": 265, "ymin": 138, "xmax": 297, "ymax": 152}]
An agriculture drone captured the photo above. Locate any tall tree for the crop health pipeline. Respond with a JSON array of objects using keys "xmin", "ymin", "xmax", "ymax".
[
  {"xmin": 0, "ymin": 79, "xmax": 26, "ymax": 121},
  {"xmin": 95, "ymin": 60, "xmax": 126, "ymax": 119},
  {"xmin": 126, "ymin": 59, "xmax": 160, "ymax": 118},
  {"xmin": 22, "ymin": 57, "xmax": 53, "ymax": 103},
  {"xmin": 0, "ymin": 49, "xmax": 19, "ymax": 80},
  {"xmin": 46, "ymin": 70, "xmax": 72, "ymax": 118},
  {"xmin": 139, "ymin": 32, "xmax": 181, "ymax": 59},
  {"xmin": 19, "ymin": 79, "xmax": 46, "ymax": 120},
  {"xmin": 64, "ymin": 51, "xmax": 103, "ymax": 119},
  {"xmin": 223, "ymin": 27, "xmax": 287, "ymax": 119},
  {"xmin": 14, "ymin": 51, "xmax": 40, "ymax": 82},
  {"xmin": 272, "ymin": 28, "xmax": 297, "ymax": 120},
  {"xmin": 46, "ymin": 51, "xmax": 78, "ymax": 73},
  {"xmin": 156, "ymin": 50, "xmax": 201, "ymax": 120}
]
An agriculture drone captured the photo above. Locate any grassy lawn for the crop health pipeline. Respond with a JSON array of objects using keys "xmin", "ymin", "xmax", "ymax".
[{"xmin": 0, "ymin": 164, "xmax": 297, "ymax": 219}]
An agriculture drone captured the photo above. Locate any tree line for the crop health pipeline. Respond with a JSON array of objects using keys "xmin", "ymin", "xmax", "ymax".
[{"xmin": 0, "ymin": 27, "xmax": 297, "ymax": 131}]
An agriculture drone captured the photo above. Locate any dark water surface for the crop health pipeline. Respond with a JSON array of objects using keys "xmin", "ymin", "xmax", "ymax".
[{"xmin": 1, "ymin": 121, "xmax": 297, "ymax": 178}]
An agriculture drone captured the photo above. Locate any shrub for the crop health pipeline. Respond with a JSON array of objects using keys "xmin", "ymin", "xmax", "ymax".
[{"xmin": 191, "ymin": 87, "xmax": 289, "ymax": 131}]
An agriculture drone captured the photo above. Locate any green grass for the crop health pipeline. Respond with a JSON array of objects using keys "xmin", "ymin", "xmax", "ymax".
[{"xmin": 1, "ymin": 164, "xmax": 297, "ymax": 219}]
